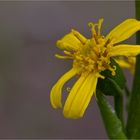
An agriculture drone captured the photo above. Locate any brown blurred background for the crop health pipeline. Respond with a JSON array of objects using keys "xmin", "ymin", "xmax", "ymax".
[{"xmin": 0, "ymin": 1, "xmax": 134, "ymax": 138}]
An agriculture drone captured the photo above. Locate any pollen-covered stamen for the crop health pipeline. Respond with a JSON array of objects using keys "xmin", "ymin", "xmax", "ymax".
[
  {"xmin": 88, "ymin": 22, "xmax": 99, "ymax": 44},
  {"xmin": 64, "ymin": 50, "xmax": 73, "ymax": 55},
  {"xmin": 96, "ymin": 73, "xmax": 105, "ymax": 79},
  {"xmin": 97, "ymin": 18, "xmax": 104, "ymax": 36},
  {"xmin": 104, "ymin": 39, "xmax": 111, "ymax": 48},
  {"xmin": 88, "ymin": 22, "xmax": 98, "ymax": 36},
  {"xmin": 88, "ymin": 19, "xmax": 104, "ymax": 44},
  {"xmin": 108, "ymin": 65, "xmax": 116, "ymax": 76},
  {"xmin": 55, "ymin": 54, "xmax": 73, "ymax": 59}
]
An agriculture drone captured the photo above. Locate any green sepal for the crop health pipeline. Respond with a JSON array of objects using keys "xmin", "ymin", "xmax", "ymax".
[
  {"xmin": 97, "ymin": 59, "xmax": 126, "ymax": 96},
  {"xmin": 97, "ymin": 91, "xmax": 127, "ymax": 139}
]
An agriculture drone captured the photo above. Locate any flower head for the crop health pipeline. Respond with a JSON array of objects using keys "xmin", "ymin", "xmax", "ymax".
[{"xmin": 50, "ymin": 19, "xmax": 140, "ymax": 119}]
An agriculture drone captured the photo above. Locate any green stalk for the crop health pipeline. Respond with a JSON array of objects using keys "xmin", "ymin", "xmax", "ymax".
[
  {"xmin": 97, "ymin": 90, "xmax": 127, "ymax": 139},
  {"xmin": 126, "ymin": 0, "xmax": 140, "ymax": 138},
  {"xmin": 114, "ymin": 95, "xmax": 124, "ymax": 130}
]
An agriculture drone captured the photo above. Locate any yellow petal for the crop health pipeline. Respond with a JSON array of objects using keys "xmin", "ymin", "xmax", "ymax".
[
  {"xmin": 72, "ymin": 29, "xmax": 87, "ymax": 44},
  {"xmin": 63, "ymin": 73, "xmax": 88, "ymax": 118},
  {"xmin": 106, "ymin": 19, "xmax": 140, "ymax": 44},
  {"xmin": 115, "ymin": 57, "xmax": 136, "ymax": 74},
  {"xmin": 128, "ymin": 57, "xmax": 136, "ymax": 74},
  {"xmin": 109, "ymin": 44, "xmax": 140, "ymax": 57},
  {"xmin": 63, "ymin": 72, "xmax": 98, "ymax": 119},
  {"xmin": 79, "ymin": 73, "xmax": 98, "ymax": 117},
  {"xmin": 115, "ymin": 59, "xmax": 131, "ymax": 69},
  {"xmin": 50, "ymin": 68, "xmax": 77, "ymax": 109},
  {"xmin": 57, "ymin": 31, "xmax": 86, "ymax": 51}
]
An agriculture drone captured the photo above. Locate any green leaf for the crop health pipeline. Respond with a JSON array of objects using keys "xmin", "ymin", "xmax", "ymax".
[
  {"xmin": 97, "ymin": 59, "xmax": 126, "ymax": 96},
  {"xmin": 98, "ymin": 77, "xmax": 123, "ymax": 96},
  {"xmin": 97, "ymin": 91, "xmax": 127, "ymax": 139}
]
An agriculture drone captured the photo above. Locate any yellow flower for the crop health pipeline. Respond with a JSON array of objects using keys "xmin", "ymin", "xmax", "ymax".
[
  {"xmin": 50, "ymin": 19, "xmax": 140, "ymax": 119},
  {"xmin": 115, "ymin": 56, "xmax": 136, "ymax": 74}
]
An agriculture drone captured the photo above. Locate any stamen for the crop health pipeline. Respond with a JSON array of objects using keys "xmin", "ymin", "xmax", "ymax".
[
  {"xmin": 93, "ymin": 34, "xmax": 99, "ymax": 44},
  {"xmin": 64, "ymin": 50, "xmax": 73, "ymax": 56},
  {"xmin": 98, "ymin": 18, "xmax": 104, "ymax": 36},
  {"xmin": 89, "ymin": 38, "xmax": 96, "ymax": 47},
  {"xmin": 75, "ymin": 55, "xmax": 83, "ymax": 60},
  {"xmin": 93, "ymin": 46, "xmax": 100, "ymax": 56},
  {"xmin": 109, "ymin": 65, "xmax": 116, "ymax": 76},
  {"xmin": 104, "ymin": 39, "xmax": 111, "ymax": 48},
  {"xmin": 88, "ymin": 22, "xmax": 98, "ymax": 37},
  {"xmin": 55, "ymin": 54, "xmax": 73, "ymax": 59},
  {"xmin": 96, "ymin": 73, "xmax": 105, "ymax": 79}
]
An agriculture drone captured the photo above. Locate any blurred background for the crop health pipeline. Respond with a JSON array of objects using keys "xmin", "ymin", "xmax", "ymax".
[{"xmin": 0, "ymin": 1, "xmax": 135, "ymax": 138}]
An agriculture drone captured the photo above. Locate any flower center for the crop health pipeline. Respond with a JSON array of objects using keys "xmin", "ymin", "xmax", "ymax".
[{"xmin": 72, "ymin": 37, "xmax": 115, "ymax": 76}]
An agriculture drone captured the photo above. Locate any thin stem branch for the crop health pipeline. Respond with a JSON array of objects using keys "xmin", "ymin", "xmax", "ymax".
[{"xmin": 125, "ymin": 86, "xmax": 130, "ymax": 97}]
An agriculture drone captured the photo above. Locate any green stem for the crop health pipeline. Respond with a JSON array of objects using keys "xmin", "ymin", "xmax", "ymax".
[
  {"xmin": 114, "ymin": 96, "xmax": 124, "ymax": 130},
  {"xmin": 97, "ymin": 90, "xmax": 127, "ymax": 139},
  {"xmin": 126, "ymin": 0, "xmax": 140, "ymax": 138}
]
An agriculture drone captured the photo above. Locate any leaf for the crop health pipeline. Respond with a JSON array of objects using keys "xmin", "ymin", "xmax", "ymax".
[
  {"xmin": 97, "ymin": 91, "xmax": 127, "ymax": 139},
  {"xmin": 97, "ymin": 59, "xmax": 126, "ymax": 96}
]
